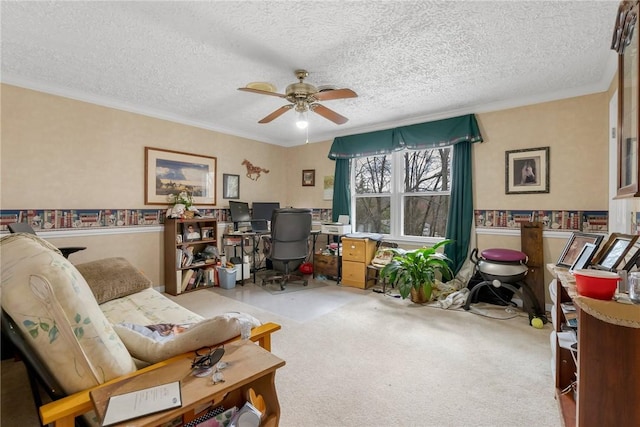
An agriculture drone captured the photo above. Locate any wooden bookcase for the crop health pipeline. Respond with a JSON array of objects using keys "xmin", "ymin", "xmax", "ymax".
[
  {"xmin": 550, "ymin": 265, "xmax": 640, "ymax": 427},
  {"xmin": 164, "ymin": 217, "xmax": 218, "ymax": 295}
]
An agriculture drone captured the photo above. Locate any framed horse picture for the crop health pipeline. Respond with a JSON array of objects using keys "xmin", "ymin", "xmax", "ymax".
[
  {"xmin": 145, "ymin": 147, "xmax": 216, "ymax": 205},
  {"xmin": 505, "ymin": 147, "xmax": 550, "ymax": 194}
]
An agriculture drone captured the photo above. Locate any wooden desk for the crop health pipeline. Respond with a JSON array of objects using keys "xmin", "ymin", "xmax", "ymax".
[{"xmin": 90, "ymin": 341, "xmax": 285, "ymax": 427}]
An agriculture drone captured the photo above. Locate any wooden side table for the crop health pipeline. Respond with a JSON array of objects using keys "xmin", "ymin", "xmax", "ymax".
[{"xmin": 90, "ymin": 341, "xmax": 285, "ymax": 427}]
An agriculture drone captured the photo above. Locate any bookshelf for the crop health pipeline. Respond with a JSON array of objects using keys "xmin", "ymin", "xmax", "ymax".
[{"xmin": 164, "ymin": 217, "xmax": 218, "ymax": 295}]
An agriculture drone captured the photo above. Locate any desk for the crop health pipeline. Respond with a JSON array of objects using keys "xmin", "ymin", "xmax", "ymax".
[
  {"xmin": 90, "ymin": 341, "xmax": 285, "ymax": 427},
  {"xmin": 223, "ymin": 232, "xmax": 269, "ymax": 283}
]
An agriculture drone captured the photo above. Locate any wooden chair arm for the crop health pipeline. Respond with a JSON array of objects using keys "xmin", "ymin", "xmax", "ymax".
[{"xmin": 40, "ymin": 322, "xmax": 281, "ymax": 427}]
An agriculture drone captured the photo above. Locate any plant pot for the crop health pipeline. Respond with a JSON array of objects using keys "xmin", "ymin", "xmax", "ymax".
[{"xmin": 410, "ymin": 284, "xmax": 432, "ymax": 304}]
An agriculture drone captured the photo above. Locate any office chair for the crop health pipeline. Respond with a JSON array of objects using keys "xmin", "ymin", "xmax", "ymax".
[
  {"xmin": 8, "ymin": 223, "xmax": 86, "ymax": 259},
  {"xmin": 261, "ymin": 208, "xmax": 312, "ymax": 291}
]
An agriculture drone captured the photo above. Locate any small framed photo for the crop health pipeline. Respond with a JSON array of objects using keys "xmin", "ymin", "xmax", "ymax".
[
  {"xmin": 223, "ymin": 174, "xmax": 240, "ymax": 199},
  {"xmin": 568, "ymin": 243, "xmax": 598, "ymax": 273},
  {"xmin": 556, "ymin": 232, "xmax": 604, "ymax": 268},
  {"xmin": 201, "ymin": 226, "xmax": 213, "ymax": 239},
  {"xmin": 591, "ymin": 233, "xmax": 638, "ymax": 271},
  {"xmin": 183, "ymin": 223, "xmax": 201, "ymax": 242},
  {"xmin": 505, "ymin": 147, "xmax": 550, "ymax": 194},
  {"xmin": 302, "ymin": 169, "xmax": 315, "ymax": 186}
]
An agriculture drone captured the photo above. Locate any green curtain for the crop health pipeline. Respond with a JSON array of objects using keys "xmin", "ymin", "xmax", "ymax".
[
  {"xmin": 396, "ymin": 114, "xmax": 484, "ymax": 149},
  {"xmin": 328, "ymin": 128, "xmax": 398, "ymax": 159},
  {"xmin": 328, "ymin": 114, "xmax": 482, "ymax": 269},
  {"xmin": 331, "ymin": 159, "xmax": 350, "ymax": 222},
  {"xmin": 444, "ymin": 140, "xmax": 473, "ymax": 274}
]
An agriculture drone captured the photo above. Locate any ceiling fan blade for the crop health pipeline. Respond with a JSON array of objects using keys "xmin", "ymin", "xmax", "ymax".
[
  {"xmin": 238, "ymin": 87, "xmax": 287, "ymax": 98},
  {"xmin": 258, "ymin": 105, "xmax": 293, "ymax": 123},
  {"xmin": 310, "ymin": 104, "xmax": 349, "ymax": 125},
  {"xmin": 313, "ymin": 88, "xmax": 358, "ymax": 101}
]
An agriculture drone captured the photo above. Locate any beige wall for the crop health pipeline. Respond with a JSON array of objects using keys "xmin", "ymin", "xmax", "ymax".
[{"xmin": 1, "ymin": 84, "xmax": 612, "ymax": 303}]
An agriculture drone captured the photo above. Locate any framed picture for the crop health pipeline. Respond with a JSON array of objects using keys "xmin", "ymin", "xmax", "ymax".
[
  {"xmin": 621, "ymin": 241, "xmax": 640, "ymax": 271},
  {"xmin": 591, "ymin": 233, "xmax": 639, "ymax": 271},
  {"xmin": 556, "ymin": 232, "xmax": 604, "ymax": 268},
  {"xmin": 145, "ymin": 147, "xmax": 216, "ymax": 205},
  {"xmin": 182, "ymin": 223, "xmax": 201, "ymax": 242},
  {"xmin": 505, "ymin": 147, "xmax": 550, "ymax": 194},
  {"xmin": 302, "ymin": 169, "xmax": 315, "ymax": 186},
  {"xmin": 223, "ymin": 174, "xmax": 240, "ymax": 199},
  {"xmin": 568, "ymin": 243, "xmax": 598, "ymax": 273}
]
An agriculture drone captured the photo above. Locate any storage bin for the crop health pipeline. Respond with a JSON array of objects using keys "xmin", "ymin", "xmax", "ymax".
[{"xmin": 217, "ymin": 266, "xmax": 238, "ymax": 289}]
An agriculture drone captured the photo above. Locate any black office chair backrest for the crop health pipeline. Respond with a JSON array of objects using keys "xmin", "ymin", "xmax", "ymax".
[
  {"xmin": 269, "ymin": 208, "xmax": 312, "ymax": 262},
  {"xmin": 8, "ymin": 222, "xmax": 36, "ymax": 234}
]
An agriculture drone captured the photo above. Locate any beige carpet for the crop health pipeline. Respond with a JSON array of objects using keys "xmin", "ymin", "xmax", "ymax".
[{"xmin": 1, "ymin": 285, "xmax": 561, "ymax": 427}]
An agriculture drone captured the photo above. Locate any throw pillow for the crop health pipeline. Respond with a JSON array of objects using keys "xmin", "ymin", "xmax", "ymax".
[
  {"xmin": 76, "ymin": 257, "xmax": 152, "ymax": 304},
  {"xmin": 113, "ymin": 312, "xmax": 262, "ymax": 364}
]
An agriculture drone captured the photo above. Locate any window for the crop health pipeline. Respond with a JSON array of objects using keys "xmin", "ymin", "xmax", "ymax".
[{"xmin": 352, "ymin": 147, "xmax": 452, "ymax": 240}]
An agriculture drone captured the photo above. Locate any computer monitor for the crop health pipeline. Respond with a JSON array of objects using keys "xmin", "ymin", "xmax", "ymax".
[
  {"xmin": 252, "ymin": 202, "xmax": 281, "ymax": 221},
  {"xmin": 229, "ymin": 201, "xmax": 251, "ymax": 223}
]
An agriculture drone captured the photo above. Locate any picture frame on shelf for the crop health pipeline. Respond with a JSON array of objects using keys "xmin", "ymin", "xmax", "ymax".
[
  {"xmin": 183, "ymin": 223, "xmax": 201, "ymax": 242},
  {"xmin": 505, "ymin": 147, "xmax": 550, "ymax": 194},
  {"xmin": 556, "ymin": 232, "xmax": 604, "ymax": 268},
  {"xmin": 621, "ymin": 241, "xmax": 640, "ymax": 271},
  {"xmin": 302, "ymin": 169, "xmax": 315, "ymax": 186},
  {"xmin": 568, "ymin": 243, "xmax": 598, "ymax": 273},
  {"xmin": 200, "ymin": 226, "xmax": 213, "ymax": 240},
  {"xmin": 145, "ymin": 147, "xmax": 217, "ymax": 205},
  {"xmin": 223, "ymin": 174, "xmax": 240, "ymax": 199},
  {"xmin": 591, "ymin": 233, "xmax": 638, "ymax": 271}
]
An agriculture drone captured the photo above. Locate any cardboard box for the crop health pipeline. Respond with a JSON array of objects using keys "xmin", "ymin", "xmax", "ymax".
[{"xmin": 320, "ymin": 224, "xmax": 352, "ymax": 234}]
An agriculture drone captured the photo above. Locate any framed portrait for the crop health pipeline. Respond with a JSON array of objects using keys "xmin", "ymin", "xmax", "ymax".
[
  {"xmin": 182, "ymin": 223, "xmax": 201, "ymax": 242},
  {"xmin": 568, "ymin": 243, "xmax": 598, "ymax": 273},
  {"xmin": 591, "ymin": 233, "xmax": 639, "ymax": 271},
  {"xmin": 556, "ymin": 232, "xmax": 604, "ymax": 268},
  {"xmin": 145, "ymin": 147, "xmax": 216, "ymax": 205},
  {"xmin": 223, "ymin": 174, "xmax": 240, "ymax": 199},
  {"xmin": 505, "ymin": 147, "xmax": 550, "ymax": 194},
  {"xmin": 302, "ymin": 169, "xmax": 315, "ymax": 186}
]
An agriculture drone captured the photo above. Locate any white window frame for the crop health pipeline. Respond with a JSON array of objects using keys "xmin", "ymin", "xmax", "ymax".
[{"xmin": 351, "ymin": 148, "xmax": 451, "ymax": 244}]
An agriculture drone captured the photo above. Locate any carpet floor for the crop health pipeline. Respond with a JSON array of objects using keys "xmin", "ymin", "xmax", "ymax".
[{"xmin": 1, "ymin": 281, "xmax": 561, "ymax": 427}]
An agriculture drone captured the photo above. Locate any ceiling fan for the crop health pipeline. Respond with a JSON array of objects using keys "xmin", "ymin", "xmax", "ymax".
[{"xmin": 238, "ymin": 69, "xmax": 357, "ymax": 125}]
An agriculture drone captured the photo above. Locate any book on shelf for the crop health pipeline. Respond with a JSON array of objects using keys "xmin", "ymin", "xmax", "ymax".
[{"xmin": 181, "ymin": 269, "xmax": 194, "ymax": 292}]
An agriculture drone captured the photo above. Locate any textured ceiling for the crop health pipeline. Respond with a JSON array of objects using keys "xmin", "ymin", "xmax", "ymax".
[{"xmin": 1, "ymin": 1, "xmax": 620, "ymax": 147}]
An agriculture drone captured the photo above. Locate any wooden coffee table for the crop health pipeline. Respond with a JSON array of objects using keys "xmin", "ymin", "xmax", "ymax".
[{"xmin": 90, "ymin": 341, "xmax": 285, "ymax": 426}]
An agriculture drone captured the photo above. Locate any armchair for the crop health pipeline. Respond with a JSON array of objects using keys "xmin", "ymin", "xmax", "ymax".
[{"xmin": 261, "ymin": 208, "xmax": 312, "ymax": 290}]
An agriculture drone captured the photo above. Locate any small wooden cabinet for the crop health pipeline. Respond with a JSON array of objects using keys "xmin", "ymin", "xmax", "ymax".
[
  {"xmin": 340, "ymin": 237, "xmax": 377, "ymax": 288},
  {"xmin": 164, "ymin": 217, "xmax": 218, "ymax": 295},
  {"xmin": 550, "ymin": 265, "xmax": 640, "ymax": 427}
]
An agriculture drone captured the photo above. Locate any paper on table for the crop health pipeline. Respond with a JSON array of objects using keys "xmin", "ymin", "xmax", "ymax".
[{"xmin": 102, "ymin": 381, "xmax": 182, "ymax": 426}]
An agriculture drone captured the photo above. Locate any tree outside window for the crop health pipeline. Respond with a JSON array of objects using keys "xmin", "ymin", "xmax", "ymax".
[{"xmin": 352, "ymin": 147, "xmax": 451, "ymax": 239}]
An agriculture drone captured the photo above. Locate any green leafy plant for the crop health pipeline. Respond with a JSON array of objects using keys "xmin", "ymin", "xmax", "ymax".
[
  {"xmin": 379, "ymin": 240, "xmax": 454, "ymax": 301},
  {"xmin": 167, "ymin": 191, "xmax": 193, "ymax": 209}
]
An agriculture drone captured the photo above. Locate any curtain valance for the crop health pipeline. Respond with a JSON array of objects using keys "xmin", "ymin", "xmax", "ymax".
[{"xmin": 328, "ymin": 113, "xmax": 483, "ymax": 159}]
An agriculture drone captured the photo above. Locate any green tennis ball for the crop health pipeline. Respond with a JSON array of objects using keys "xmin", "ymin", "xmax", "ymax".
[{"xmin": 531, "ymin": 317, "xmax": 544, "ymax": 329}]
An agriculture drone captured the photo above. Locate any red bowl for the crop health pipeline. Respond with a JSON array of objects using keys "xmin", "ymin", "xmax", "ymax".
[{"xmin": 573, "ymin": 269, "xmax": 619, "ymax": 300}]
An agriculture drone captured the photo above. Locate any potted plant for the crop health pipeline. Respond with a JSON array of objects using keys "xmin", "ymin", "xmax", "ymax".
[{"xmin": 379, "ymin": 240, "xmax": 454, "ymax": 303}]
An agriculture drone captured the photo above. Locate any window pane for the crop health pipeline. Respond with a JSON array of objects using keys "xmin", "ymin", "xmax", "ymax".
[
  {"xmin": 403, "ymin": 148, "xmax": 451, "ymax": 192},
  {"xmin": 354, "ymin": 155, "xmax": 391, "ymax": 194},
  {"xmin": 355, "ymin": 197, "xmax": 390, "ymax": 233},
  {"xmin": 403, "ymin": 195, "xmax": 449, "ymax": 237}
]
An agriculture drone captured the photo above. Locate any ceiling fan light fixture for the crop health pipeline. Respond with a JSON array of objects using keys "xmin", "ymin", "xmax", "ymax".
[{"xmin": 295, "ymin": 110, "xmax": 308, "ymax": 129}]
